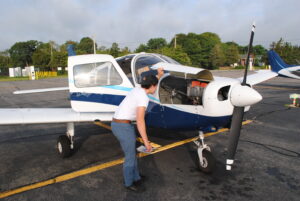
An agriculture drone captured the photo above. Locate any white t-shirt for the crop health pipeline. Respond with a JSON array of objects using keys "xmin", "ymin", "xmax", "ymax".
[{"xmin": 114, "ymin": 87, "xmax": 149, "ymax": 121}]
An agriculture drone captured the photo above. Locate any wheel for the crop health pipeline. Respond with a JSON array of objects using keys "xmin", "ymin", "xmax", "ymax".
[
  {"xmin": 57, "ymin": 135, "xmax": 72, "ymax": 158},
  {"xmin": 198, "ymin": 149, "xmax": 216, "ymax": 173}
]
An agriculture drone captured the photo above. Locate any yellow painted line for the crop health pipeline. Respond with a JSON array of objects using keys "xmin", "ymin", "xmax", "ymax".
[
  {"xmin": 255, "ymin": 86, "xmax": 299, "ymax": 91},
  {"xmin": 0, "ymin": 120, "xmax": 252, "ymax": 199},
  {"xmin": 136, "ymin": 137, "xmax": 162, "ymax": 148},
  {"xmin": 94, "ymin": 121, "xmax": 112, "ymax": 130}
]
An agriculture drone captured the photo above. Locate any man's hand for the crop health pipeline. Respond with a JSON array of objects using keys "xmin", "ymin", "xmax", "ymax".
[
  {"xmin": 157, "ymin": 67, "xmax": 164, "ymax": 80},
  {"xmin": 144, "ymin": 141, "xmax": 153, "ymax": 152}
]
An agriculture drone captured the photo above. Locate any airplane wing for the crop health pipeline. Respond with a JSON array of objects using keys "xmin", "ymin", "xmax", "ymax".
[
  {"xmin": 152, "ymin": 62, "xmax": 204, "ymax": 74},
  {"xmin": 151, "ymin": 62, "xmax": 214, "ymax": 80},
  {"xmin": 13, "ymin": 87, "xmax": 69, "ymax": 94},
  {"xmin": 237, "ymin": 70, "xmax": 278, "ymax": 85},
  {"xmin": 0, "ymin": 108, "xmax": 113, "ymax": 125}
]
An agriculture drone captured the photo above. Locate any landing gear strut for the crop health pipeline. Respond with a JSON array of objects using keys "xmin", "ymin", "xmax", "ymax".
[
  {"xmin": 193, "ymin": 131, "xmax": 216, "ymax": 173},
  {"xmin": 57, "ymin": 122, "xmax": 74, "ymax": 158}
]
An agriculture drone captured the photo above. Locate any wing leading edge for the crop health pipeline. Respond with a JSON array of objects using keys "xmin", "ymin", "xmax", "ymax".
[
  {"xmin": 237, "ymin": 70, "xmax": 278, "ymax": 85},
  {"xmin": 0, "ymin": 108, "xmax": 113, "ymax": 125}
]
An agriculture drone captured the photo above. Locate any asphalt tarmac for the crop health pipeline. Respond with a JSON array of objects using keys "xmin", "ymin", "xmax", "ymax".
[{"xmin": 0, "ymin": 72, "xmax": 299, "ymax": 201}]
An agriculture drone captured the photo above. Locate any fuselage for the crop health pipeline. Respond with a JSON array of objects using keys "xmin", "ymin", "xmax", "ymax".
[{"xmin": 68, "ymin": 53, "xmax": 252, "ymax": 131}]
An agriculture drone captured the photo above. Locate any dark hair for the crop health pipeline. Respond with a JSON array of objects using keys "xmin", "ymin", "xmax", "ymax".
[{"xmin": 141, "ymin": 75, "xmax": 158, "ymax": 89}]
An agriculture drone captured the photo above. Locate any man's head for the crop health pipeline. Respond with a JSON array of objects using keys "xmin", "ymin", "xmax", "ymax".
[{"xmin": 141, "ymin": 75, "xmax": 158, "ymax": 94}]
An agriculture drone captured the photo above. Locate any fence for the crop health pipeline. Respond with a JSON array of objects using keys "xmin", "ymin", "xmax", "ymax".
[{"xmin": 35, "ymin": 71, "xmax": 57, "ymax": 79}]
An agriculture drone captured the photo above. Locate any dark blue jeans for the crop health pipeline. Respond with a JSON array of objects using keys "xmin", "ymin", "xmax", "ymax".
[{"xmin": 111, "ymin": 122, "xmax": 141, "ymax": 187}]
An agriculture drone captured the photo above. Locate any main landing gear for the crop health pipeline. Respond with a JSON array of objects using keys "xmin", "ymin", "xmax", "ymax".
[
  {"xmin": 193, "ymin": 131, "xmax": 216, "ymax": 173},
  {"xmin": 57, "ymin": 122, "xmax": 75, "ymax": 158}
]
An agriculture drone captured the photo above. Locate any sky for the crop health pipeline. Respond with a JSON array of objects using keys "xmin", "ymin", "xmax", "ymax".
[{"xmin": 0, "ymin": 0, "xmax": 299, "ymax": 51}]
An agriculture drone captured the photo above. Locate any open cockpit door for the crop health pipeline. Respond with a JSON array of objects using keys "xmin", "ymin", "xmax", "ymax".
[{"xmin": 68, "ymin": 54, "xmax": 133, "ymax": 112}]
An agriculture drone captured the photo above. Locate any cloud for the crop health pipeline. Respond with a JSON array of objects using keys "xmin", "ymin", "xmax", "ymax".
[{"xmin": 0, "ymin": 0, "xmax": 299, "ymax": 51}]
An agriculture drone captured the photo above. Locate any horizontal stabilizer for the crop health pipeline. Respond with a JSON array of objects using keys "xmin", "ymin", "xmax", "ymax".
[{"xmin": 13, "ymin": 87, "xmax": 69, "ymax": 94}]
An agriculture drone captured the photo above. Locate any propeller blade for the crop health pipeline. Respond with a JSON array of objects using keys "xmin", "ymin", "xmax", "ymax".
[
  {"xmin": 226, "ymin": 106, "xmax": 244, "ymax": 170},
  {"xmin": 226, "ymin": 22, "xmax": 256, "ymax": 170},
  {"xmin": 242, "ymin": 22, "xmax": 256, "ymax": 85}
]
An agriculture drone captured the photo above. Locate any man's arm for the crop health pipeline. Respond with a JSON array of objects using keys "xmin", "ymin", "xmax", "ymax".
[
  {"xmin": 156, "ymin": 67, "xmax": 164, "ymax": 80},
  {"xmin": 136, "ymin": 106, "xmax": 152, "ymax": 152}
]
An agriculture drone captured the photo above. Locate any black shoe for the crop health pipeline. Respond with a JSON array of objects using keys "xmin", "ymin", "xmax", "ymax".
[
  {"xmin": 134, "ymin": 175, "xmax": 147, "ymax": 186},
  {"xmin": 125, "ymin": 184, "xmax": 145, "ymax": 193}
]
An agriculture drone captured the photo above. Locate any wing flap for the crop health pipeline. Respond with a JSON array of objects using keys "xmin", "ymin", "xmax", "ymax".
[{"xmin": 0, "ymin": 108, "xmax": 113, "ymax": 125}]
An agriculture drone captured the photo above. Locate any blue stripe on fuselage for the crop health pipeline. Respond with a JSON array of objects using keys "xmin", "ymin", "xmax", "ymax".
[
  {"xmin": 70, "ymin": 92, "xmax": 231, "ymax": 131},
  {"xmin": 70, "ymin": 92, "xmax": 125, "ymax": 106}
]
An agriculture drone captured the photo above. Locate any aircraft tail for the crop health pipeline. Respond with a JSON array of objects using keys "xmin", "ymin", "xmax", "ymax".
[
  {"xmin": 267, "ymin": 50, "xmax": 288, "ymax": 73},
  {"xmin": 67, "ymin": 44, "xmax": 76, "ymax": 56}
]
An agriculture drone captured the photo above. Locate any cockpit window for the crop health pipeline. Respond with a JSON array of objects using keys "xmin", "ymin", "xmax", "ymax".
[
  {"xmin": 217, "ymin": 86, "xmax": 230, "ymax": 101},
  {"xmin": 135, "ymin": 55, "xmax": 163, "ymax": 83}
]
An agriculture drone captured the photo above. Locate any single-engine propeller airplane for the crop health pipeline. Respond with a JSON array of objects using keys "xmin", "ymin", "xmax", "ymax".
[
  {"xmin": 0, "ymin": 24, "xmax": 278, "ymax": 172},
  {"xmin": 268, "ymin": 50, "xmax": 300, "ymax": 79}
]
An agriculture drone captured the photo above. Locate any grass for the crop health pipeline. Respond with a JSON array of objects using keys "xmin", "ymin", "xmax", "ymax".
[{"xmin": 0, "ymin": 74, "xmax": 68, "ymax": 82}]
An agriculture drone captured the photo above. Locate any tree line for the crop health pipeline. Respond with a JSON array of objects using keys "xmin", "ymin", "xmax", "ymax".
[{"xmin": 0, "ymin": 33, "xmax": 299, "ymax": 73}]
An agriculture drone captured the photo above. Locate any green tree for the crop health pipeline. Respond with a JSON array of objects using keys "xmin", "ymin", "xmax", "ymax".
[
  {"xmin": 77, "ymin": 37, "xmax": 95, "ymax": 54},
  {"xmin": 174, "ymin": 33, "xmax": 203, "ymax": 67},
  {"xmin": 119, "ymin": 46, "xmax": 131, "ymax": 56},
  {"xmin": 157, "ymin": 46, "xmax": 191, "ymax": 66},
  {"xmin": 223, "ymin": 43, "xmax": 239, "ymax": 66},
  {"xmin": 270, "ymin": 38, "xmax": 300, "ymax": 65},
  {"xmin": 0, "ymin": 51, "xmax": 11, "ymax": 68},
  {"xmin": 96, "ymin": 46, "xmax": 109, "ymax": 54},
  {"xmin": 209, "ymin": 44, "xmax": 225, "ymax": 69},
  {"xmin": 9, "ymin": 40, "xmax": 39, "ymax": 67},
  {"xmin": 32, "ymin": 51, "xmax": 51, "ymax": 68},
  {"xmin": 109, "ymin": 42, "xmax": 120, "ymax": 57},
  {"xmin": 253, "ymin": 45, "xmax": 266, "ymax": 55},
  {"xmin": 147, "ymin": 38, "xmax": 167, "ymax": 50},
  {"xmin": 198, "ymin": 32, "xmax": 222, "ymax": 68},
  {"xmin": 135, "ymin": 44, "xmax": 148, "ymax": 52},
  {"xmin": 50, "ymin": 51, "xmax": 68, "ymax": 68}
]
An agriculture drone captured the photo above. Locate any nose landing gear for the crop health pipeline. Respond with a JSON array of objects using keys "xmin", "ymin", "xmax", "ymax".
[{"xmin": 193, "ymin": 131, "xmax": 216, "ymax": 173}]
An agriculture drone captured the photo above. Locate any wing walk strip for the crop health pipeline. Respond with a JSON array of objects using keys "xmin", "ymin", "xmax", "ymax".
[{"xmin": 0, "ymin": 120, "xmax": 252, "ymax": 199}]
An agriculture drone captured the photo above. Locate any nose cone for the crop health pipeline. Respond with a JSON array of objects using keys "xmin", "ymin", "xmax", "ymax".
[{"xmin": 230, "ymin": 84, "xmax": 262, "ymax": 107}]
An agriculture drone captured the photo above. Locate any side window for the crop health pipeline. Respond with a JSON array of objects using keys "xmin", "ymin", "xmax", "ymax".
[
  {"xmin": 134, "ymin": 55, "xmax": 162, "ymax": 83},
  {"xmin": 74, "ymin": 61, "xmax": 122, "ymax": 88}
]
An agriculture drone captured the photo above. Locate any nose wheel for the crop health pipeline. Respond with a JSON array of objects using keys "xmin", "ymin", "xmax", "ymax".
[{"xmin": 194, "ymin": 131, "xmax": 216, "ymax": 173}]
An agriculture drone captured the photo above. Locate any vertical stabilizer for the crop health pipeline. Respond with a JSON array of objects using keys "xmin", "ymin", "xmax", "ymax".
[
  {"xmin": 268, "ymin": 50, "xmax": 288, "ymax": 72},
  {"xmin": 67, "ymin": 44, "xmax": 76, "ymax": 56}
]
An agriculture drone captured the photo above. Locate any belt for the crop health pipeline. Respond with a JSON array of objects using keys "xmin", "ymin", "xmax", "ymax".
[{"xmin": 112, "ymin": 118, "xmax": 132, "ymax": 124}]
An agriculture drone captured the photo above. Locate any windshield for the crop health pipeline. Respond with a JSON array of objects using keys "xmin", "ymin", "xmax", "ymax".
[{"xmin": 156, "ymin": 54, "xmax": 180, "ymax": 64}]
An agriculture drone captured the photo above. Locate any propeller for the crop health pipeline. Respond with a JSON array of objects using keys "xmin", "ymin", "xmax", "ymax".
[{"xmin": 226, "ymin": 23, "xmax": 258, "ymax": 171}]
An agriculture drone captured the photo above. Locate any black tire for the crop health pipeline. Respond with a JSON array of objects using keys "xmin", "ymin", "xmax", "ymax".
[
  {"xmin": 198, "ymin": 149, "xmax": 216, "ymax": 173},
  {"xmin": 57, "ymin": 135, "xmax": 72, "ymax": 158}
]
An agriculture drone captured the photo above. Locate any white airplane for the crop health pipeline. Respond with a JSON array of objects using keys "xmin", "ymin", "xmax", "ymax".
[
  {"xmin": 268, "ymin": 50, "xmax": 300, "ymax": 79},
  {"xmin": 0, "ymin": 25, "xmax": 278, "ymax": 172}
]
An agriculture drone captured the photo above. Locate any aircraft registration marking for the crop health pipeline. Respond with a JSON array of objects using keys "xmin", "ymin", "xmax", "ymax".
[{"xmin": 0, "ymin": 120, "xmax": 252, "ymax": 199}]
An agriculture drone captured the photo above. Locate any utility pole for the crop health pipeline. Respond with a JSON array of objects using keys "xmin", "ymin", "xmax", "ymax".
[
  {"xmin": 93, "ymin": 35, "xmax": 96, "ymax": 54},
  {"xmin": 174, "ymin": 34, "xmax": 177, "ymax": 49}
]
